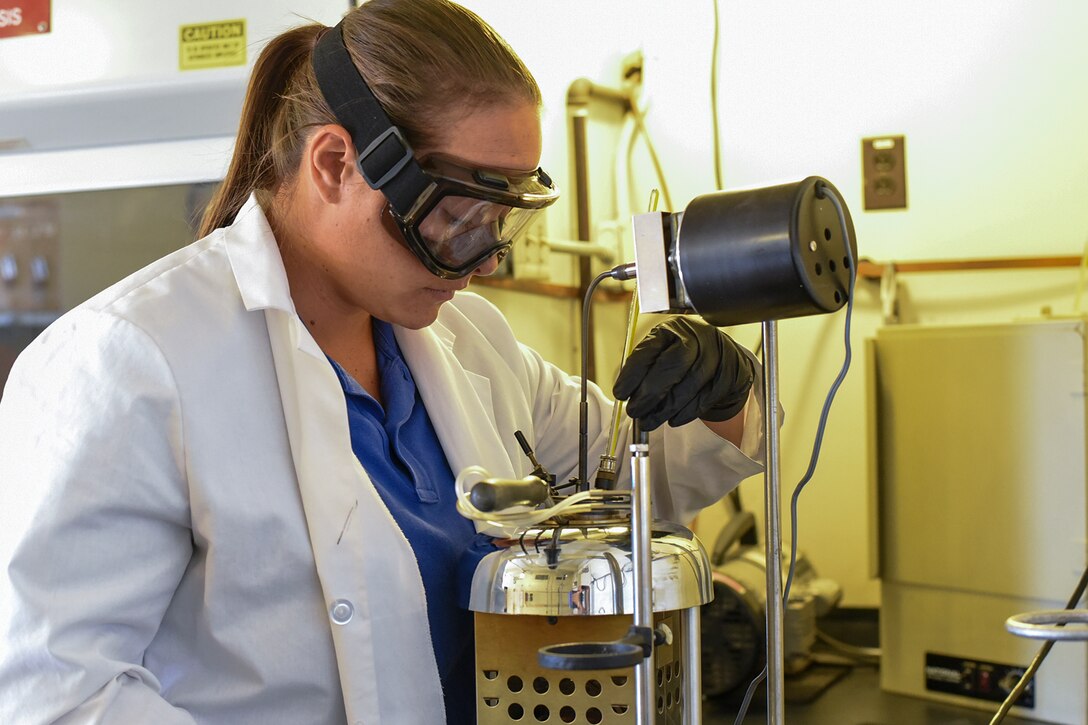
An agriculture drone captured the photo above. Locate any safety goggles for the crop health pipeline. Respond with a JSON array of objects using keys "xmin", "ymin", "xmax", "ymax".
[
  {"xmin": 312, "ymin": 22, "xmax": 560, "ymax": 279},
  {"xmin": 393, "ymin": 154, "xmax": 556, "ymax": 277}
]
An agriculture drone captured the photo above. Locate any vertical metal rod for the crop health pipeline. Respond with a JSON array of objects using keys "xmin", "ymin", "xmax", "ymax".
[
  {"xmin": 682, "ymin": 606, "xmax": 701, "ymax": 725},
  {"xmin": 630, "ymin": 438, "xmax": 655, "ymax": 724},
  {"xmin": 761, "ymin": 320, "xmax": 786, "ymax": 723},
  {"xmin": 570, "ymin": 108, "xmax": 596, "ymax": 381}
]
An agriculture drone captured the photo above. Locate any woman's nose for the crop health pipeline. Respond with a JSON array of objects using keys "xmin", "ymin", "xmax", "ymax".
[{"xmin": 471, "ymin": 252, "xmax": 502, "ymax": 277}]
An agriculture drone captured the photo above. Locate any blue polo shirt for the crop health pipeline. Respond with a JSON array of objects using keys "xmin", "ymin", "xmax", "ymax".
[{"xmin": 327, "ymin": 319, "xmax": 496, "ymax": 724}]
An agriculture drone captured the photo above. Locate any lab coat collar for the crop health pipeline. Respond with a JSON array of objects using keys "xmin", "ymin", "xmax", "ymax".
[{"xmin": 224, "ymin": 193, "xmax": 296, "ymax": 315}]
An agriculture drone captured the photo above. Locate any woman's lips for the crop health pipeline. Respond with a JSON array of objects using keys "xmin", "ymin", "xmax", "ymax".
[{"xmin": 423, "ymin": 285, "xmax": 465, "ymax": 302}]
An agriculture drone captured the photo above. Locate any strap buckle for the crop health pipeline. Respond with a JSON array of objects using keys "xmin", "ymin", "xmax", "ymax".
[{"xmin": 357, "ymin": 126, "xmax": 414, "ymax": 190}]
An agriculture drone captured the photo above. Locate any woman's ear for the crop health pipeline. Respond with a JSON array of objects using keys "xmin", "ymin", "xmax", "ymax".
[{"xmin": 304, "ymin": 124, "xmax": 359, "ymax": 203}]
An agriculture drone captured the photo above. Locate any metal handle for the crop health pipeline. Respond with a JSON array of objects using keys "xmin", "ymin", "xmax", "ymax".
[{"xmin": 467, "ymin": 476, "xmax": 549, "ymax": 512}]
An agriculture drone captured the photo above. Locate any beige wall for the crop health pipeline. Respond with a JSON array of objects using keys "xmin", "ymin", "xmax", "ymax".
[
  {"xmin": 464, "ymin": 0, "xmax": 1088, "ymax": 607},
  {"xmin": 4, "ymin": 0, "xmax": 1084, "ymax": 609}
]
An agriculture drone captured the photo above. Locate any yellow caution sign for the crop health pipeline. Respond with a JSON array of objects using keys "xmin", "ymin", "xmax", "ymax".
[{"xmin": 179, "ymin": 19, "xmax": 246, "ymax": 71}]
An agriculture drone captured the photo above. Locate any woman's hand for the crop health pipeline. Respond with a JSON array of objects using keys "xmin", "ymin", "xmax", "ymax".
[{"xmin": 613, "ymin": 317, "xmax": 754, "ymax": 434}]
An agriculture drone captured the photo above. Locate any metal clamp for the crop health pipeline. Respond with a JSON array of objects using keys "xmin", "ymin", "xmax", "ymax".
[{"xmin": 537, "ymin": 625, "xmax": 657, "ymax": 671}]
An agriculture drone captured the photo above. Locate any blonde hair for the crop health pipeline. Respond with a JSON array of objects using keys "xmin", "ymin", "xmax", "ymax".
[{"xmin": 199, "ymin": 0, "xmax": 540, "ymax": 237}]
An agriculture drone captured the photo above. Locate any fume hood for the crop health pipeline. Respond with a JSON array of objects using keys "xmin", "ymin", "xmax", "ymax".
[
  {"xmin": 0, "ymin": 0, "xmax": 350, "ymax": 196},
  {"xmin": 0, "ymin": 0, "xmax": 348, "ymax": 392}
]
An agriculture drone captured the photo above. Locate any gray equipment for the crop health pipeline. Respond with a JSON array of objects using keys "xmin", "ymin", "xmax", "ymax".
[{"xmin": 871, "ymin": 318, "xmax": 1088, "ymax": 725}]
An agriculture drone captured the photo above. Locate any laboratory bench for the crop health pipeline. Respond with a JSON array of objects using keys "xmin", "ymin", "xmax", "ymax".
[
  {"xmin": 703, "ymin": 666, "xmax": 1044, "ymax": 725},
  {"xmin": 700, "ymin": 609, "xmax": 1048, "ymax": 725}
]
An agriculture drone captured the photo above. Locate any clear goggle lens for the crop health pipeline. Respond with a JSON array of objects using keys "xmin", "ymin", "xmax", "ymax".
[{"xmin": 417, "ymin": 196, "xmax": 540, "ymax": 270}]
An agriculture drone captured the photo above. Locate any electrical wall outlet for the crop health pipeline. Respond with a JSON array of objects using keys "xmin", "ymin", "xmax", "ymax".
[{"xmin": 862, "ymin": 135, "xmax": 908, "ymax": 210}]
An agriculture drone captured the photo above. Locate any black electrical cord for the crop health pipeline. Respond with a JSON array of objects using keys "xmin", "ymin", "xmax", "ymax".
[
  {"xmin": 578, "ymin": 266, "xmax": 634, "ymax": 491},
  {"xmin": 732, "ymin": 184, "xmax": 857, "ymax": 725},
  {"xmin": 990, "ymin": 565, "xmax": 1088, "ymax": 724},
  {"xmin": 783, "ymin": 187, "xmax": 856, "ymax": 602}
]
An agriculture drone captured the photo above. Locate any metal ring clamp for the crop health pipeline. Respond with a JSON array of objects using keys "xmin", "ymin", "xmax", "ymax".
[{"xmin": 1005, "ymin": 609, "xmax": 1088, "ymax": 641}]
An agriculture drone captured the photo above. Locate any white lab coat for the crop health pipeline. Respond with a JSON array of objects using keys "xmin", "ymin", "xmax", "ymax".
[{"xmin": 0, "ymin": 195, "xmax": 765, "ymax": 724}]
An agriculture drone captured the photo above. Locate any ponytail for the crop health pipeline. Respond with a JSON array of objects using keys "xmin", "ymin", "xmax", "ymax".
[{"xmin": 198, "ymin": 24, "xmax": 332, "ymax": 238}]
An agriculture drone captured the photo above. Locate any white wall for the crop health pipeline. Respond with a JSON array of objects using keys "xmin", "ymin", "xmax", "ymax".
[{"xmin": 462, "ymin": 0, "xmax": 1088, "ymax": 607}]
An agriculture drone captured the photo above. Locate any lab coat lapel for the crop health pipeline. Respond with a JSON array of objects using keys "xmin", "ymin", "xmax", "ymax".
[
  {"xmin": 395, "ymin": 322, "xmax": 517, "ymax": 487},
  {"xmin": 226, "ymin": 196, "xmax": 444, "ymax": 724},
  {"xmin": 264, "ymin": 308, "xmax": 444, "ymax": 725},
  {"xmin": 396, "ymin": 321, "xmax": 529, "ymax": 541}
]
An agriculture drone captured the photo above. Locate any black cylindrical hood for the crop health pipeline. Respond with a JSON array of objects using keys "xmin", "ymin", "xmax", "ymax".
[{"xmin": 674, "ymin": 177, "xmax": 856, "ymax": 326}]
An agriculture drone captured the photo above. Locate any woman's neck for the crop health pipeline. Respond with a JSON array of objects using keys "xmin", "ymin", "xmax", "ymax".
[
  {"xmin": 295, "ymin": 278, "xmax": 383, "ymax": 404},
  {"xmin": 269, "ymin": 192, "xmax": 383, "ymax": 403}
]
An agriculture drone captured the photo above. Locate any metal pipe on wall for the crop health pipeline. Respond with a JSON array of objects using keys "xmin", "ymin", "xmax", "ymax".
[{"xmin": 566, "ymin": 78, "xmax": 630, "ymax": 381}]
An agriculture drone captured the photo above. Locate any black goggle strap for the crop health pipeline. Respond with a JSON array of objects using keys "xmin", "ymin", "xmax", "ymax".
[{"xmin": 311, "ymin": 21, "xmax": 430, "ymax": 218}]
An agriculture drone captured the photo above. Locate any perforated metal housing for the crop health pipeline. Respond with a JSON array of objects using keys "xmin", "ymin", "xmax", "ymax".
[{"xmin": 475, "ymin": 612, "xmax": 686, "ymax": 724}]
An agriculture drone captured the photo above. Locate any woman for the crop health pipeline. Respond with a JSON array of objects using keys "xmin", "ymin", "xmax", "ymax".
[{"xmin": 0, "ymin": 1, "xmax": 765, "ymax": 723}]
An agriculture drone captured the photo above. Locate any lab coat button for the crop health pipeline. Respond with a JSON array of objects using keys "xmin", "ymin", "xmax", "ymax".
[{"xmin": 330, "ymin": 599, "xmax": 354, "ymax": 624}]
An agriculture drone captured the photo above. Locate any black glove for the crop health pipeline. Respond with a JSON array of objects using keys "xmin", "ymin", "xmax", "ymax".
[{"xmin": 613, "ymin": 317, "xmax": 754, "ymax": 431}]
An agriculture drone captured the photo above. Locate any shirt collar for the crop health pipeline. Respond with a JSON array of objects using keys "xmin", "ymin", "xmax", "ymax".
[{"xmin": 327, "ymin": 320, "xmax": 408, "ymax": 399}]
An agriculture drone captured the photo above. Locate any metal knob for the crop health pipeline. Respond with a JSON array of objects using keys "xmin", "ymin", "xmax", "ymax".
[
  {"xmin": 0, "ymin": 254, "xmax": 17, "ymax": 283},
  {"xmin": 29, "ymin": 256, "xmax": 50, "ymax": 285}
]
